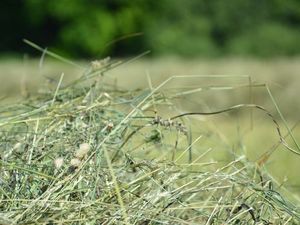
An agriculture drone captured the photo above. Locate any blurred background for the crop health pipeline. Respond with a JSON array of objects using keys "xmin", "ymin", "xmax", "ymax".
[
  {"xmin": 1, "ymin": 0, "xmax": 299, "ymax": 115},
  {"xmin": 1, "ymin": 0, "xmax": 300, "ymax": 190},
  {"xmin": 1, "ymin": 0, "xmax": 300, "ymax": 58}
]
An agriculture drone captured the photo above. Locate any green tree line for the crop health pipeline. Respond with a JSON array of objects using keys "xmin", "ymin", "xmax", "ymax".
[{"xmin": 1, "ymin": 0, "xmax": 300, "ymax": 58}]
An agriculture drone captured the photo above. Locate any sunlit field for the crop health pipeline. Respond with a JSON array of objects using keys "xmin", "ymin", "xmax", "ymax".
[{"xmin": 1, "ymin": 57, "xmax": 300, "ymax": 223}]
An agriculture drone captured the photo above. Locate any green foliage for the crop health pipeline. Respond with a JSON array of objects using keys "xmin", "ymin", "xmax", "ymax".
[
  {"xmin": 1, "ymin": 0, "xmax": 300, "ymax": 57},
  {"xmin": 228, "ymin": 23, "xmax": 300, "ymax": 56}
]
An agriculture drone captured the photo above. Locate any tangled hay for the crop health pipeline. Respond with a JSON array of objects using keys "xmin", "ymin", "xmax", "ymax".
[{"xmin": 0, "ymin": 58, "xmax": 299, "ymax": 224}]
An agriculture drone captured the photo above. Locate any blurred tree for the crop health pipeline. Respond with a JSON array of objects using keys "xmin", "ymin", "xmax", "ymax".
[{"xmin": 0, "ymin": 0, "xmax": 299, "ymax": 58}]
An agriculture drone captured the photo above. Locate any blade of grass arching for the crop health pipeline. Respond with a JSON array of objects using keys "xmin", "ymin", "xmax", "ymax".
[
  {"xmin": 23, "ymin": 39, "xmax": 85, "ymax": 69},
  {"xmin": 257, "ymin": 120, "xmax": 300, "ymax": 166},
  {"xmin": 266, "ymin": 85, "xmax": 300, "ymax": 152},
  {"xmin": 103, "ymin": 147, "xmax": 130, "ymax": 225},
  {"xmin": 103, "ymin": 32, "xmax": 144, "ymax": 49},
  {"xmin": 169, "ymin": 103, "xmax": 300, "ymax": 156}
]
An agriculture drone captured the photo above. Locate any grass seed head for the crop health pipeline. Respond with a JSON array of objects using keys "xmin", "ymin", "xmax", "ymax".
[
  {"xmin": 75, "ymin": 143, "xmax": 90, "ymax": 159},
  {"xmin": 70, "ymin": 158, "xmax": 81, "ymax": 168},
  {"xmin": 106, "ymin": 122, "xmax": 114, "ymax": 132},
  {"xmin": 91, "ymin": 57, "xmax": 111, "ymax": 70},
  {"xmin": 53, "ymin": 157, "xmax": 64, "ymax": 169}
]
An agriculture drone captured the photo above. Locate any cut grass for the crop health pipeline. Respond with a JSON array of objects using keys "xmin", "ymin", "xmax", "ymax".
[
  {"xmin": 0, "ymin": 58, "xmax": 300, "ymax": 224},
  {"xmin": 0, "ymin": 43, "xmax": 300, "ymax": 224}
]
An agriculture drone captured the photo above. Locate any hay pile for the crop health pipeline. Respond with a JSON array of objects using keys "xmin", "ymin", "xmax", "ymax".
[{"xmin": 0, "ymin": 62, "xmax": 299, "ymax": 224}]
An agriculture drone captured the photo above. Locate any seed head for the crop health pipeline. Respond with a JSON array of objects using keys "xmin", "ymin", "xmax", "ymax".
[
  {"xmin": 70, "ymin": 158, "xmax": 81, "ymax": 168},
  {"xmin": 75, "ymin": 143, "xmax": 90, "ymax": 159},
  {"xmin": 54, "ymin": 157, "xmax": 64, "ymax": 169},
  {"xmin": 107, "ymin": 122, "xmax": 114, "ymax": 131}
]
